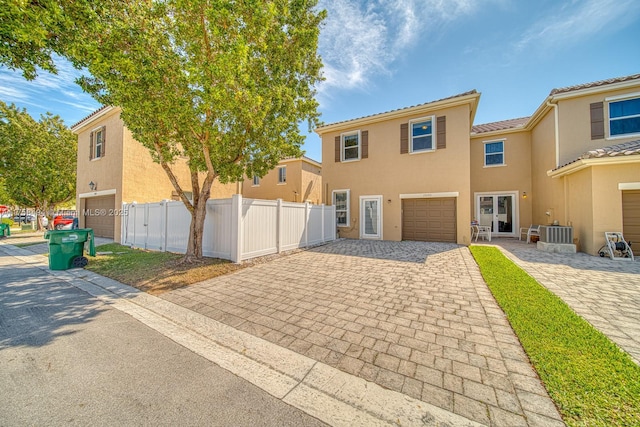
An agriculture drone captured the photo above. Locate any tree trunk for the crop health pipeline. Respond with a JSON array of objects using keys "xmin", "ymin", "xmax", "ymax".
[{"xmin": 183, "ymin": 171, "xmax": 216, "ymax": 261}]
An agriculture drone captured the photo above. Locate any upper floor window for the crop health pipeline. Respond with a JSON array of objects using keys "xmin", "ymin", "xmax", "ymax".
[
  {"xmin": 252, "ymin": 176, "xmax": 260, "ymax": 186},
  {"xmin": 341, "ymin": 130, "xmax": 360, "ymax": 161},
  {"xmin": 410, "ymin": 117, "xmax": 434, "ymax": 152},
  {"xmin": 484, "ymin": 140, "xmax": 505, "ymax": 166},
  {"xmin": 333, "ymin": 189, "xmax": 350, "ymax": 227},
  {"xmin": 278, "ymin": 166, "xmax": 286, "ymax": 184},
  {"xmin": 609, "ymin": 96, "xmax": 640, "ymax": 137},
  {"xmin": 90, "ymin": 126, "xmax": 106, "ymax": 160}
]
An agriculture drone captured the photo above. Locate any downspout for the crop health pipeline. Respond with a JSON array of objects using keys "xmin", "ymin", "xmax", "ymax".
[{"xmin": 546, "ymin": 100, "xmax": 559, "ymax": 168}]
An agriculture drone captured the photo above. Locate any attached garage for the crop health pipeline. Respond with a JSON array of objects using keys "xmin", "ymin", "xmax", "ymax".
[
  {"xmin": 622, "ymin": 190, "xmax": 640, "ymax": 245},
  {"xmin": 84, "ymin": 195, "xmax": 116, "ymax": 238},
  {"xmin": 402, "ymin": 198, "xmax": 457, "ymax": 242}
]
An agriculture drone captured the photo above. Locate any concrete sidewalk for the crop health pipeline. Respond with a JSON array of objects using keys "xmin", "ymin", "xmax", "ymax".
[{"xmin": 0, "ymin": 241, "xmax": 485, "ymax": 427}]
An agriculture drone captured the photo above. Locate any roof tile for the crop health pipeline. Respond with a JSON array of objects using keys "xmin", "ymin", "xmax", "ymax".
[
  {"xmin": 471, "ymin": 117, "xmax": 530, "ymax": 134},
  {"xmin": 549, "ymin": 74, "xmax": 640, "ymax": 96}
]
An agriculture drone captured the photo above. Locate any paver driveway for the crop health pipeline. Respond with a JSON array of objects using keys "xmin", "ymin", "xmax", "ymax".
[{"xmin": 162, "ymin": 240, "xmax": 563, "ymax": 426}]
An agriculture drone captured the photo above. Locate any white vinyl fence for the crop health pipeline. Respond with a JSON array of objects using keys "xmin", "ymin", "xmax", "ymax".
[{"xmin": 121, "ymin": 194, "xmax": 336, "ymax": 262}]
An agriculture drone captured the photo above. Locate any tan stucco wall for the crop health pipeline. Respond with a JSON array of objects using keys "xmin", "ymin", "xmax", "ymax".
[
  {"xmin": 470, "ymin": 130, "xmax": 532, "ymax": 233},
  {"xmin": 556, "ymin": 84, "xmax": 640, "ymax": 166},
  {"xmin": 242, "ymin": 159, "xmax": 322, "ymax": 204},
  {"xmin": 530, "ymin": 110, "xmax": 565, "ymax": 226},
  {"xmin": 321, "ymin": 103, "xmax": 472, "ymax": 243},
  {"xmin": 75, "ymin": 109, "xmax": 125, "ymax": 240},
  {"xmin": 561, "ymin": 163, "xmax": 640, "ymax": 254},
  {"xmin": 301, "ymin": 160, "xmax": 322, "ymax": 204}
]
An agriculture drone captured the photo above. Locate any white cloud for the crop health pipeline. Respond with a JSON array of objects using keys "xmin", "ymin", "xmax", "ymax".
[
  {"xmin": 513, "ymin": 0, "xmax": 640, "ymax": 53},
  {"xmin": 316, "ymin": 0, "xmax": 482, "ymax": 99}
]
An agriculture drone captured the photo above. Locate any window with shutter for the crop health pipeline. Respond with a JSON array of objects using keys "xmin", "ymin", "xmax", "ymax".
[
  {"xmin": 408, "ymin": 116, "xmax": 436, "ymax": 153},
  {"xmin": 340, "ymin": 130, "xmax": 361, "ymax": 162},
  {"xmin": 91, "ymin": 126, "xmax": 106, "ymax": 159}
]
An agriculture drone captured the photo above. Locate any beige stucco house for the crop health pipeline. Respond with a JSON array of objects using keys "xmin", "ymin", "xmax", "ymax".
[
  {"xmin": 318, "ymin": 74, "xmax": 640, "ymax": 254},
  {"xmin": 71, "ymin": 106, "xmax": 237, "ymax": 241},
  {"xmin": 318, "ymin": 91, "xmax": 480, "ymax": 244},
  {"xmin": 241, "ymin": 156, "xmax": 322, "ymax": 204}
]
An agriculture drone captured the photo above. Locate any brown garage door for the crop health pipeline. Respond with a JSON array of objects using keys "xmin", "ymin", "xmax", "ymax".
[
  {"xmin": 85, "ymin": 195, "xmax": 115, "ymax": 238},
  {"xmin": 402, "ymin": 198, "xmax": 456, "ymax": 242},
  {"xmin": 622, "ymin": 190, "xmax": 640, "ymax": 245}
]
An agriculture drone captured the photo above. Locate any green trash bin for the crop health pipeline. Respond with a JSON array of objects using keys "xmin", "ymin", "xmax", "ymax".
[
  {"xmin": 0, "ymin": 223, "xmax": 9, "ymax": 237},
  {"xmin": 44, "ymin": 228, "xmax": 96, "ymax": 270}
]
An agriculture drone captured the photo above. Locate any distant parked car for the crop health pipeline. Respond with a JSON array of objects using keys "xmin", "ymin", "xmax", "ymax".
[
  {"xmin": 53, "ymin": 215, "xmax": 77, "ymax": 230},
  {"xmin": 13, "ymin": 214, "xmax": 36, "ymax": 224}
]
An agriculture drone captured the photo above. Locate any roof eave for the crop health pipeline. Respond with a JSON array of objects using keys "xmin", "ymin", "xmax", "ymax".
[
  {"xmin": 315, "ymin": 92, "xmax": 481, "ymax": 135},
  {"xmin": 70, "ymin": 106, "xmax": 117, "ymax": 134},
  {"xmin": 529, "ymin": 77, "xmax": 640, "ymax": 130},
  {"xmin": 547, "ymin": 155, "xmax": 640, "ymax": 178}
]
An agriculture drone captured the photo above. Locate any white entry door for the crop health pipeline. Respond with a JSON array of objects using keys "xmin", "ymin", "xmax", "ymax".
[
  {"xmin": 476, "ymin": 193, "xmax": 517, "ymax": 237},
  {"xmin": 360, "ymin": 196, "xmax": 382, "ymax": 239}
]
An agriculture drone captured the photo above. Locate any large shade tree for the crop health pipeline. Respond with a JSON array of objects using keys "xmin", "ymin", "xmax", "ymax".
[
  {"xmin": 0, "ymin": 102, "xmax": 77, "ymax": 219},
  {"xmin": 1, "ymin": 0, "xmax": 325, "ymax": 260}
]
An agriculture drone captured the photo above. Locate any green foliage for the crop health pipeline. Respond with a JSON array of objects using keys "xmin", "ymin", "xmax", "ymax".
[
  {"xmin": 1, "ymin": 218, "xmax": 13, "ymax": 227},
  {"xmin": 0, "ymin": 0, "xmax": 325, "ymax": 258},
  {"xmin": 73, "ymin": 0, "xmax": 324, "ymax": 183},
  {"xmin": 0, "ymin": 102, "xmax": 77, "ymax": 212},
  {"xmin": 470, "ymin": 246, "xmax": 640, "ymax": 427}
]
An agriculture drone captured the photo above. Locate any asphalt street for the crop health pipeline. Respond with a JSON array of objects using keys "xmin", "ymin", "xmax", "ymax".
[{"xmin": 0, "ymin": 250, "xmax": 327, "ymax": 426}]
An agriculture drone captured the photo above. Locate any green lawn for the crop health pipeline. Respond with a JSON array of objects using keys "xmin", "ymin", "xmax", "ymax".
[
  {"xmin": 470, "ymin": 246, "xmax": 640, "ymax": 426},
  {"xmin": 86, "ymin": 243, "xmax": 245, "ymax": 294}
]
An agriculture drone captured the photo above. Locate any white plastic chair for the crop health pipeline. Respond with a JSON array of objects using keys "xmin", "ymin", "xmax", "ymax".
[{"xmin": 526, "ymin": 225, "xmax": 541, "ymax": 243}]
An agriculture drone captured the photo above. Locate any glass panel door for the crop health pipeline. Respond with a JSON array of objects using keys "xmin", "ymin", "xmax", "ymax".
[
  {"xmin": 360, "ymin": 196, "xmax": 381, "ymax": 239},
  {"xmin": 476, "ymin": 194, "xmax": 516, "ymax": 236}
]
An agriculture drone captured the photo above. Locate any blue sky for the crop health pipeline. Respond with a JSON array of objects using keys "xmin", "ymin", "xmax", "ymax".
[{"xmin": 1, "ymin": 0, "xmax": 639, "ymax": 163}]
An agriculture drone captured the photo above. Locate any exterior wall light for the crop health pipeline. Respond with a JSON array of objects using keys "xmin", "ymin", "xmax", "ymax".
[{"xmin": 89, "ymin": 181, "xmax": 96, "ymax": 191}]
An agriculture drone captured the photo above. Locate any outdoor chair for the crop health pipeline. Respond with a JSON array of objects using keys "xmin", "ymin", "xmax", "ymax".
[
  {"xmin": 520, "ymin": 225, "xmax": 541, "ymax": 243},
  {"xmin": 471, "ymin": 224, "xmax": 491, "ymax": 242}
]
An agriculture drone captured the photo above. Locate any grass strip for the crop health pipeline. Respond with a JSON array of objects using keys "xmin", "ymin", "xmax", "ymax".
[
  {"xmin": 470, "ymin": 245, "xmax": 640, "ymax": 427},
  {"xmin": 86, "ymin": 243, "xmax": 245, "ymax": 295}
]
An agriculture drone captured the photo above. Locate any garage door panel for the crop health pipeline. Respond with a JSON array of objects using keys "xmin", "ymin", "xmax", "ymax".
[
  {"xmin": 623, "ymin": 190, "xmax": 640, "ymax": 244},
  {"xmin": 402, "ymin": 198, "xmax": 456, "ymax": 243},
  {"xmin": 85, "ymin": 196, "xmax": 115, "ymax": 239}
]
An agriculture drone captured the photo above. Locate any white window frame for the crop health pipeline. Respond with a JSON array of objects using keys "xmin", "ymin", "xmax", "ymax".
[
  {"xmin": 277, "ymin": 166, "xmax": 286, "ymax": 184},
  {"xmin": 606, "ymin": 93, "xmax": 640, "ymax": 139},
  {"xmin": 341, "ymin": 130, "xmax": 361, "ymax": 162},
  {"xmin": 252, "ymin": 176, "xmax": 260, "ymax": 186},
  {"xmin": 483, "ymin": 139, "xmax": 506, "ymax": 167},
  {"xmin": 92, "ymin": 127, "xmax": 104, "ymax": 160},
  {"xmin": 409, "ymin": 116, "xmax": 435, "ymax": 154},
  {"xmin": 332, "ymin": 189, "xmax": 350, "ymax": 227}
]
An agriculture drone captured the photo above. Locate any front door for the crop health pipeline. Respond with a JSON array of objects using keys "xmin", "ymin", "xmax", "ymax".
[
  {"xmin": 477, "ymin": 194, "xmax": 517, "ymax": 237},
  {"xmin": 360, "ymin": 196, "xmax": 382, "ymax": 239}
]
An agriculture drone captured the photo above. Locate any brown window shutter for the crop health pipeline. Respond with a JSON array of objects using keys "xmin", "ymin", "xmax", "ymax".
[
  {"xmin": 400, "ymin": 123, "xmax": 408, "ymax": 154},
  {"xmin": 334, "ymin": 136, "xmax": 341, "ymax": 162},
  {"xmin": 590, "ymin": 102, "xmax": 604, "ymax": 140},
  {"xmin": 89, "ymin": 131, "xmax": 94, "ymax": 160},
  {"xmin": 361, "ymin": 130, "xmax": 368, "ymax": 159},
  {"xmin": 437, "ymin": 116, "xmax": 446, "ymax": 149},
  {"xmin": 101, "ymin": 126, "xmax": 106, "ymax": 156}
]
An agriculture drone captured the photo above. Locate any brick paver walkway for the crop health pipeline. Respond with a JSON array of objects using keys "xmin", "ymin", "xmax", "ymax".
[
  {"xmin": 162, "ymin": 240, "xmax": 564, "ymax": 426},
  {"xmin": 488, "ymin": 239, "xmax": 640, "ymax": 365}
]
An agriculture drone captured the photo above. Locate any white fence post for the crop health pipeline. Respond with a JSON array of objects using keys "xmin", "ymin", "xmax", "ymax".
[
  {"xmin": 304, "ymin": 201, "xmax": 310, "ymax": 248},
  {"xmin": 230, "ymin": 194, "xmax": 242, "ymax": 263},
  {"xmin": 320, "ymin": 204, "xmax": 325, "ymax": 243},
  {"xmin": 277, "ymin": 198, "xmax": 283, "ymax": 254}
]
